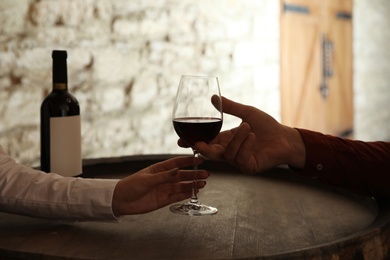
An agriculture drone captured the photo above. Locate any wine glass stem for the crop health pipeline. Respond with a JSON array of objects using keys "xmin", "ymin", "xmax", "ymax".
[{"xmin": 190, "ymin": 150, "xmax": 199, "ymax": 204}]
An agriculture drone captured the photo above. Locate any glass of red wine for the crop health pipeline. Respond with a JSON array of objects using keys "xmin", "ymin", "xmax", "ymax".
[{"xmin": 171, "ymin": 75, "xmax": 223, "ymax": 216}]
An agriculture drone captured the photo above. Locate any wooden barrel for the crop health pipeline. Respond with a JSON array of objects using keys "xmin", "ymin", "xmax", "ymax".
[{"xmin": 0, "ymin": 155, "xmax": 389, "ymax": 259}]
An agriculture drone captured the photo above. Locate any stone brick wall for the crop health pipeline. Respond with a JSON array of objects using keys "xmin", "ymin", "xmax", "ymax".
[
  {"xmin": 353, "ymin": 0, "xmax": 390, "ymax": 141},
  {"xmin": 0, "ymin": 0, "xmax": 389, "ymax": 167},
  {"xmin": 0, "ymin": 0, "xmax": 280, "ymax": 166}
]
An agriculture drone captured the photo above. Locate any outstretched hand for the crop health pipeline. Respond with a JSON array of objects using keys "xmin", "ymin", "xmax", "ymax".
[
  {"xmin": 112, "ymin": 156, "xmax": 208, "ymax": 216},
  {"xmin": 179, "ymin": 96, "xmax": 306, "ymax": 174}
]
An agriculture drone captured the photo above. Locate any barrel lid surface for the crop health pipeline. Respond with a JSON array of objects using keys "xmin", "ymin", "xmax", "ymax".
[{"xmin": 0, "ymin": 155, "xmax": 389, "ymax": 259}]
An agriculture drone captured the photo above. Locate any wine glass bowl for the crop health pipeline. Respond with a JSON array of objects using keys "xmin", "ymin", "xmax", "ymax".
[
  {"xmin": 171, "ymin": 75, "xmax": 222, "ymax": 216},
  {"xmin": 172, "ymin": 117, "xmax": 222, "ymax": 147}
]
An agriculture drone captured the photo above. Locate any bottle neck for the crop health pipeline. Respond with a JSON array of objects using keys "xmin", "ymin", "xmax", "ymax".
[
  {"xmin": 53, "ymin": 83, "xmax": 67, "ymax": 90},
  {"xmin": 52, "ymin": 52, "xmax": 68, "ymax": 91}
]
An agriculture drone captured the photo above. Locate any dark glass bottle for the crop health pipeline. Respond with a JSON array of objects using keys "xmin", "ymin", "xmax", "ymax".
[{"xmin": 40, "ymin": 50, "xmax": 82, "ymax": 177}]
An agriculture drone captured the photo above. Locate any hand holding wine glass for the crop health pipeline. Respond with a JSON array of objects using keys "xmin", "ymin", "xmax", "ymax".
[{"xmin": 171, "ymin": 75, "xmax": 223, "ymax": 216}]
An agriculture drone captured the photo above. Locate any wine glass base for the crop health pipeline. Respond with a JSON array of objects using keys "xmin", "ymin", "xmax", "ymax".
[{"xmin": 170, "ymin": 202, "xmax": 218, "ymax": 216}]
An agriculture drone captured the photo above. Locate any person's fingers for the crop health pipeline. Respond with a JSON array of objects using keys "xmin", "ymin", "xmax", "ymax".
[
  {"xmin": 166, "ymin": 191, "xmax": 194, "ymax": 205},
  {"xmin": 156, "ymin": 181, "xmax": 206, "ymax": 207},
  {"xmin": 235, "ymin": 132, "xmax": 258, "ymax": 173},
  {"xmin": 168, "ymin": 156, "xmax": 202, "ymax": 169},
  {"xmin": 176, "ymin": 169, "xmax": 209, "ymax": 182},
  {"xmin": 177, "ymin": 139, "xmax": 190, "ymax": 148},
  {"xmin": 196, "ymin": 180, "xmax": 207, "ymax": 189},
  {"xmin": 193, "ymin": 142, "xmax": 225, "ymax": 161},
  {"xmin": 152, "ymin": 168, "xmax": 209, "ymax": 187},
  {"xmin": 144, "ymin": 168, "xmax": 179, "ymax": 187},
  {"xmin": 216, "ymin": 96, "xmax": 254, "ymax": 120},
  {"xmin": 211, "ymin": 94, "xmax": 222, "ymax": 112},
  {"xmin": 168, "ymin": 181, "xmax": 207, "ymax": 194},
  {"xmin": 150, "ymin": 156, "xmax": 203, "ymax": 172},
  {"xmin": 224, "ymin": 123, "xmax": 251, "ymax": 162}
]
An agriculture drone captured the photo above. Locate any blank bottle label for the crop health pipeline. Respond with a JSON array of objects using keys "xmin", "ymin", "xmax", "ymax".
[{"xmin": 50, "ymin": 115, "xmax": 82, "ymax": 177}]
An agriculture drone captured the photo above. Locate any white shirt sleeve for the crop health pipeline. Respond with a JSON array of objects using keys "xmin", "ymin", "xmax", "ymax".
[{"xmin": 0, "ymin": 146, "xmax": 120, "ymax": 221}]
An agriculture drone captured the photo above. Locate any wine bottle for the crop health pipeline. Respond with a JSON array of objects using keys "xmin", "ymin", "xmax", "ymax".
[{"xmin": 40, "ymin": 50, "xmax": 82, "ymax": 177}]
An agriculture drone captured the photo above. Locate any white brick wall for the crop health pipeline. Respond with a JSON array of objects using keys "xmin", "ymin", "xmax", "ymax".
[
  {"xmin": 353, "ymin": 0, "xmax": 390, "ymax": 141},
  {"xmin": 0, "ymin": 0, "xmax": 280, "ymax": 166}
]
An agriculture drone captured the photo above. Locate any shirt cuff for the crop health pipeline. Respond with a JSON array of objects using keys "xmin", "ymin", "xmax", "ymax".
[
  {"xmin": 69, "ymin": 178, "xmax": 122, "ymax": 221},
  {"xmin": 290, "ymin": 128, "xmax": 351, "ymax": 186}
]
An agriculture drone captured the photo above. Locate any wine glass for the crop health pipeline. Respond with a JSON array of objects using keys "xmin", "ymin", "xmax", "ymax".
[{"xmin": 171, "ymin": 75, "xmax": 223, "ymax": 216}]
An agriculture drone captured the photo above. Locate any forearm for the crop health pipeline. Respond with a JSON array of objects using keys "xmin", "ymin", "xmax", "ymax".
[
  {"xmin": 291, "ymin": 129, "xmax": 390, "ymax": 198},
  {"xmin": 0, "ymin": 148, "xmax": 120, "ymax": 221}
]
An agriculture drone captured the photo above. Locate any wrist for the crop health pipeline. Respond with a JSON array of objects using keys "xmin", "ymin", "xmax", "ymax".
[
  {"xmin": 284, "ymin": 127, "xmax": 306, "ymax": 169},
  {"xmin": 112, "ymin": 180, "xmax": 124, "ymax": 217}
]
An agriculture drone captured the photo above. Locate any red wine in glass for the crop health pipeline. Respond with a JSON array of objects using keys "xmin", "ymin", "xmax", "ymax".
[{"xmin": 173, "ymin": 117, "xmax": 222, "ymax": 146}]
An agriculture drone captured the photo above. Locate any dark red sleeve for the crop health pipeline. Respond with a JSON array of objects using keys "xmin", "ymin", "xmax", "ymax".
[{"xmin": 291, "ymin": 129, "xmax": 390, "ymax": 198}]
